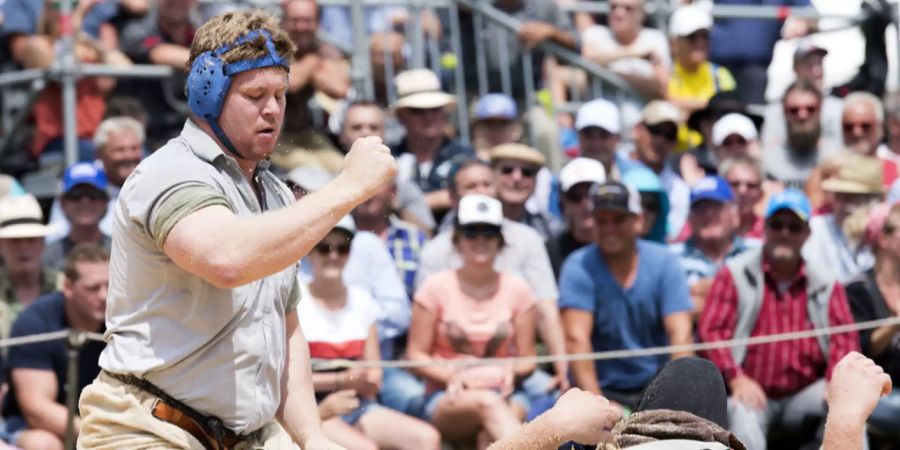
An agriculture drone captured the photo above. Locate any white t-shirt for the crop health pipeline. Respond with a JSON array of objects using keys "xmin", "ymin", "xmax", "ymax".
[
  {"xmin": 299, "ymin": 285, "xmax": 381, "ymax": 360},
  {"xmin": 581, "ymin": 26, "xmax": 670, "ymax": 79}
]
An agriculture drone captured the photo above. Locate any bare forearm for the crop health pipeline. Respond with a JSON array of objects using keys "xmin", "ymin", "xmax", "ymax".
[
  {"xmin": 487, "ymin": 413, "xmax": 567, "ymax": 450},
  {"xmin": 24, "ymin": 402, "xmax": 76, "ymax": 438},
  {"xmin": 288, "ymin": 56, "xmax": 320, "ymax": 93},
  {"xmin": 535, "ymin": 301, "xmax": 568, "ymax": 377},
  {"xmin": 148, "ymin": 44, "xmax": 190, "ymax": 69},
  {"xmin": 311, "ymin": 60, "xmax": 350, "ymax": 99},
  {"xmin": 665, "ymin": 313, "xmax": 694, "ymax": 359},
  {"xmin": 408, "ymin": 352, "xmax": 454, "ymax": 386},
  {"xmin": 548, "ymin": 30, "xmax": 576, "ymax": 50},
  {"xmin": 278, "ymin": 327, "xmax": 324, "ymax": 445},
  {"xmin": 424, "ymin": 190, "xmax": 451, "ymax": 211},
  {"xmin": 823, "ymin": 412, "xmax": 865, "ymax": 450}
]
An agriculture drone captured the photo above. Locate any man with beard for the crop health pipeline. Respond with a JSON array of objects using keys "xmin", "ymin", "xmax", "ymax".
[
  {"xmin": 47, "ymin": 117, "xmax": 144, "ymax": 242},
  {"xmin": 763, "ymin": 80, "xmax": 839, "ymax": 190},
  {"xmin": 699, "ymin": 189, "xmax": 859, "ymax": 450}
]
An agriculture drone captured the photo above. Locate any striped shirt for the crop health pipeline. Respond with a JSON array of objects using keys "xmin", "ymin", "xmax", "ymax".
[
  {"xmin": 698, "ymin": 261, "xmax": 859, "ymax": 399},
  {"xmin": 385, "ymin": 218, "xmax": 427, "ymax": 299},
  {"xmin": 669, "ymin": 237, "xmax": 759, "ymax": 286}
]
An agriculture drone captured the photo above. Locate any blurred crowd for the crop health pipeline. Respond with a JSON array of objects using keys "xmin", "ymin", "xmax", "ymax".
[{"xmin": 1, "ymin": 0, "xmax": 900, "ymax": 449}]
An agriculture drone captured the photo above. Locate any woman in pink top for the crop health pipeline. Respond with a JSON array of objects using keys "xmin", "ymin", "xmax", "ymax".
[{"xmin": 407, "ymin": 195, "xmax": 537, "ymax": 449}]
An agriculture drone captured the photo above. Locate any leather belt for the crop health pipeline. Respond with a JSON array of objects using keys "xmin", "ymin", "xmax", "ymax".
[{"xmin": 104, "ymin": 370, "xmax": 259, "ymax": 450}]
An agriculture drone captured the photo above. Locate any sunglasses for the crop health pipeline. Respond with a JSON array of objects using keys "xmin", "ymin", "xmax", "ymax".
[
  {"xmin": 786, "ymin": 105, "xmax": 818, "ymax": 116},
  {"xmin": 767, "ymin": 220, "xmax": 806, "ymax": 234},
  {"xmin": 564, "ymin": 190, "xmax": 589, "ymax": 203},
  {"xmin": 842, "ymin": 121, "xmax": 876, "ymax": 133},
  {"xmin": 459, "ymin": 225, "xmax": 502, "ymax": 239},
  {"xmin": 314, "ymin": 242, "xmax": 351, "ymax": 256},
  {"xmin": 499, "ymin": 165, "xmax": 538, "ymax": 178},
  {"xmin": 685, "ymin": 30, "xmax": 710, "ymax": 43},
  {"xmin": 646, "ymin": 123, "xmax": 678, "ymax": 142},
  {"xmin": 728, "ymin": 180, "xmax": 761, "ymax": 190},
  {"xmin": 63, "ymin": 188, "xmax": 107, "ymax": 201}
]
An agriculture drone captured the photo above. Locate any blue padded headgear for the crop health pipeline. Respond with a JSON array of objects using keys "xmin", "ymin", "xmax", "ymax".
[{"xmin": 186, "ymin": 30, "xmax": 289, "ymax": 159}]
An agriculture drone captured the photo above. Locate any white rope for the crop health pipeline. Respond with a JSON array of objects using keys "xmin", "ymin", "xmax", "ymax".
[
  {"xmin": 310, "ymin": 316, "xmax": 900, "ymax": 371},
  {"xmin": 0, "ymin": 330, "xmax": 71, "ymax": 348}
]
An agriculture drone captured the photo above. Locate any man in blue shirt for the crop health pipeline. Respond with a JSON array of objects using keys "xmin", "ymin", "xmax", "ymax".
[{"xmin": 560, "ymin": 181, "xmax": 693, "ymax": 410}]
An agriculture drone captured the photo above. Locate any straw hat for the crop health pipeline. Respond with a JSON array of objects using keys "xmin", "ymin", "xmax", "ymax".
[
  {"xmin": 821, "ymin": 153, "xmax": 885, "ymax": 195},
  {"xmin": 489, "ymin": 143, "xmax": 546, "ymax": 167},
  {"xmin": 394, "ymin": 69, "xmax": 456, "ymax": 110},
  {"xmin": 0, "ymin": 194, "xmax": 55, "ymax": 239}
]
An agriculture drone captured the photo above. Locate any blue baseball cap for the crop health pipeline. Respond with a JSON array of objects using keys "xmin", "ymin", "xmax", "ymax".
[
  {"xmin": 473, "ymin": 93, "xmax": 517, "ymax": 121},
  {"xmin": 62, "ymin": 162, "xmax": 107, "ymax": 194},
  {"xmin": 765, "ymin": 188, "xmax": 812, "ymax": 222},
  {"xmin": 690, "ymin": 176, "xmax": 734, "ymax": 206}
]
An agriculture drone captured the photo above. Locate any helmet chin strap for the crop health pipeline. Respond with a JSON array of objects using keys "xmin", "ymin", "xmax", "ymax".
[{"xmin": 207, "ymin": 117, "xmax": 249, "ymax": 160}]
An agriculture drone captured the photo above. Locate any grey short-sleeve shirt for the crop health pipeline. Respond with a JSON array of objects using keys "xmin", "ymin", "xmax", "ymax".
[{"xmin": 99, "ymin": 120, "xmax": 300, "ymax": 434}]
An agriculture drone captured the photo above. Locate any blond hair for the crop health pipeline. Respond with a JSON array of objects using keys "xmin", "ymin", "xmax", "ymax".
[{"xmin": 187, "ymin": 10, "xmax": 295, "ymax": 71}]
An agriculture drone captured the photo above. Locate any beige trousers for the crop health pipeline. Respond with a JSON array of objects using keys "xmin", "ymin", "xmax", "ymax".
[{"xmin": 77, "ymin": 372, "xmax": 296, "ymax": 450}]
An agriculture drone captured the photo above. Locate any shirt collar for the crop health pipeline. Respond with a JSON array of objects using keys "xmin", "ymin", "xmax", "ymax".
[
  {"xmin": 181, "ymin": 119, "xmax": 228, "ymax": 164},
  {"xmin": 761, "ymin": 253, "xmax": 808, "ymax": 285}
]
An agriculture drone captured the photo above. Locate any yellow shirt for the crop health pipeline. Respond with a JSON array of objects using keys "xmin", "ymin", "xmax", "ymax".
[{"xmin": 668, "ymin": 61, "xmax": 737, "ymax": 102}]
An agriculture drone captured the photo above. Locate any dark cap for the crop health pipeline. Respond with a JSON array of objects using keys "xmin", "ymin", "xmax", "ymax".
[
  {"xmin": 636, "ymin": 357, "xmax": 729, "ymax": 429},
  {"xmin": 589, "ymin": 181, "xmax": 642, "ymax": 214}
]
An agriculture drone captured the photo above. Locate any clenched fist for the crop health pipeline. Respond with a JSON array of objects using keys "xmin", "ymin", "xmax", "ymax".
[{"xmin": 341, "ymin": 136, "xmax": 397, "ymax": 199}]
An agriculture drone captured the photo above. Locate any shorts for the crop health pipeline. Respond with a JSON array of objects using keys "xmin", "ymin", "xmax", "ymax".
[
  {"xmin": 0, "ymin": 416, "xmax": 26, "ymax": 445},
  {"xmin": 422, "ymin": 389, "xmax": 530, "ymax": 422},
  {"xmin": 340, "ymin": 399, "xmax": 380, "ymax": 426}
]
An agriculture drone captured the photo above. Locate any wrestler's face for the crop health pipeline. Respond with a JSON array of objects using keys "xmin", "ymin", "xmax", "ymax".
[{"xmin": 217, "ymin": 66, "xmax": 287, "ymax": 161}]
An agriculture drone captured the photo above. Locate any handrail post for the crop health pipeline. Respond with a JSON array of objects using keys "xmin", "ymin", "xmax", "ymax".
[{"xmin": 64, "ymin": 330, "xmax": 87, "ymax": 450}]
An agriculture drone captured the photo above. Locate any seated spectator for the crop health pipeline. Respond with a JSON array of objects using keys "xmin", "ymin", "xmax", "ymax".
[
  {"xmin": 300, "ymin": 216, "xmax": 440, "ymax": 450},
  {"xmin": 0, "ymin": 243, "xmax": 108, "ymax": 450},
  {"xmin": 575, "ymin": 99, "xmax": 638, "ymax": 180},
  {"xmin": 762, "ymin": 43, "xmax": 844, "ymax": 151},
  {"xmin": 0, "ymin": 195, "xmax": 59, "ymax": 339},
  {"xmin": 118, "ymin": 0, "xmax": 198, "ymax": 145},
  {"xmin": 0, "ymin": 176, "xmax": 25, "ymax": 197},
  {"xmin": 471, "ymin": 93, "xmax": 523, "ymax": 161},
  {"xmin": 546, "ymin": 157, "xmax": 606, "ymax": 278},
  {"xmin": 561, "ymin": 181, "xmax": 693, "ymax": 410},
  {"xmin": 630, "ymin": 100, "xmax": 690, "ymax": 240},
  {"xmin": 621, "ymin": 166, "xmax": 669, "ymax": 244},
  {"xmin": 709, "ymin": 113, "xmax": 760, "ymax": 166},
  {"xmin": 279, "ymin": 0, "xmax": 350, "ymax": 154},
  {"xmin": 490, "ymin": 144, "xmax": 563, "ymax": 241},
  {"xmin": 391, "ymin": 69, "xmax": 474, "ymax": 218},
  {"xmin": 419, "ymin": 159, "xmax": 569, "ymax": 403},
  {"xmin": 680, "ymin": 91, "xmax": 762, "ymax": 177},
  {"xmin": 670, "ymin": 176, "xmax": 759, "ymax": 317},
  {"xmin": 42, "ymin": 163, "xmax": 111, "ymax": 271},
  {"xmin": 846, "ymin": 202, "xmax": 900, "ymax": 441},
  {"xmin": 842, "ymin": 91, "xmax": 899, "ymax": 189},
  {"xmin": 667, "ymin": 5, "xmax": 736, "ymax": 117},
  {"xmin": 47, "ymin": 116, "xmax": 144, "ymax": 242},
  {"xmin": 882, "ymin": 92, "xmax": 900, "ymax": 166},
  {"xmin": 580, "ymin": 0, "xmax": 669, "ymax": 99},
  {"xmin": 407, "ymin": 194, "xmax": 536, "ymax": 448},
  {"xmin": 763, "ymin": 80, "xmax": 840, "ymax": 190},
  {"xmin": 337, "ymin": 101, "xmax": 435, "ymax": 232},
  {"xmin": 805, "ymin": 153, "xmax": 883, "ymax": 283},
  {"xmin": 699, "ymin": 189, "xmax": 859, "ymax": 450},
  {"xmin": 720, "ymin": 156, "xmax": 766, "ymax": 240}
]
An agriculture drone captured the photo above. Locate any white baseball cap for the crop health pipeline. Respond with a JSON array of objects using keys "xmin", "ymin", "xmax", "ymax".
[
  {"xmin": 286, "ymin": 165, "xmax": 335, "ymax": 193},
  {"xmin": 669, "ymin": 5, "xmax": 713, "ymax": 37},
  {"xmin": 711, "ymin": 113, "xmax": 758, "ymax": 146},
  {"xmin": 457, "ymin": 194, "xmax": 503, "ymax": 227},
  {"xmin": 334, "ymin": 214, "xmax": 357, "ymax": 236},
  {"xmin": 559, "ymin": 158, "xmax": 606, "ymax": 192},
  {"xmin": 575, "ymin": 99, "xmax": 621, "ymax": 134}
]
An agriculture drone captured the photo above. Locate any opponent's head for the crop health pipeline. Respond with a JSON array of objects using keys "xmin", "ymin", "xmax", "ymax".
[{"xmin": 186, "ymin": 11, "xmax": 294, "ymax": 161}]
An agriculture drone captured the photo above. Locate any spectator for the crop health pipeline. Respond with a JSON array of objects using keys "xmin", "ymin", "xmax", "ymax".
[
  {"xmin": 560, "ymin": 181, "xmax": 693, "ymax": 410},
  {"xmin": 279, "ymin": 0, "xmax": 349, "ymax": 153},
  {"xmin": 391, "ymin": 69, "xmax": 474, "ymax": 217},
  {"xmin": 667, "ymin": 5, "xmax": 736, "ymax": 117},
  {"xmin": 621, "ymin": 166, "xmax": 669, "ymax": 244},
  {"xmin": 546, "ymin": 157, "xmax": 606, "ymax": 278},
  {"xmin": 407, "ymin": 194, "xmax": 536, "ymax": 448},
  {"xmin": 118, "ymin": 0, "xmax": 198, "ymax": 145},
  {"xmin": 699, "ymin": 188, "xmax": 859, "ymax": 450},
  {"xmin": 680, "ymin": 91, "xmax": 762, "ymax": 177},
  {"xmin": 670, "ymin": 176, "xmax": 759, "ymax": 317},
  {"xmin": 490, "ymin": 143, "xmax": 563, "ymax": 241},
  {"xmin": 47, "ymin": 116, "xmax": 144, "ymax": 242},
  {"xmin": 0, "ymin": 194, "xmax": 59, "ymax": 339},
  {"xmin": 580, "ymin": 0, "xmax": 670, "ymax": 99},
  {"xmin": 882, "ymin": 92, "xmax": 900, "ymax": 166},
  {"xmin": 805, "ymin": 153, "xmax": 883, "ymax": 283},
  {"xmin": 630, "ymin": 100, "xmax": 690, "ymax": 240},
  {"xmin": 0, "ymin": 176, "xmax": 26, "ymax": 198},
  {"xmin": 284, "ymin": 164, "xmax": 334, "ymax": 200},
  {"xmin": 42, "ymin": 163, "xmax": 111, "ymax": 271},
  {"xmin": 761, "ymin": 43, "xmax": 844, "ymax": 151},
  {"xmin": 0, "ymin": 243, "xmax": 108, "ymax": 450},
  {"xmin": 710, "ymin": 113, "xmax": 759, "ymax": 166},
  {"xmin": 763, "ymin": 80, "xmax": 839, "ymax": 190},
  {"xmin": 418, "ymin": 159, "xmax": 569, "ymax": 406},
  {"xmin": 300, "ymin": 216, "xmax": 440, "ymax": 450},
  {"xmin": 720, "ymin": 156, "xmax": 766, "ymax": 240},
  {"xmin": 846, "ymin": 202, "xmax": 900, "ymax": 442},
  {"xmin": 575, "ymin": 99, "xmax": 638, "ymax": 180},
  {"xmin": 337, "ymin": 101, "xmax": 435, "ymax": 232},
  {"xmin": 842, "ymin": 91, "xmax": 898, "ymax": 189},
  {"xmin": 470, "ymin": 93, "xmax": 523, "ymax": 161},
  {"xmin": 710, "ymin": 0, "xmax": 814, "ymax": 105}
]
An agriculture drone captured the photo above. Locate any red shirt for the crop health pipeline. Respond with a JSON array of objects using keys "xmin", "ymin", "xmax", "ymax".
[
  {"xmin": 31, "ymin": 79, "xmax": 105, "ymax": 157},
  {"xmin": 698, "ymin": 260, "xmax": 859, "ymax": 399}
]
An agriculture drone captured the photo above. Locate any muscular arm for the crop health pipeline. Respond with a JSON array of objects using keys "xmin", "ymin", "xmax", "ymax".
[
  {"xmin": 663, "ymin": 311, "xmax": 694, "ymax": 359},
  {"xmin": 12, "ymin": 369, "xmax": 77, "ymax": 439},
  {"xmin": 277, "ymin": 312, "xmax": 328, "ymax": 446},
  {"xmin": 562, "ymin": 309, "xmax": 600, "ymax": 395}
]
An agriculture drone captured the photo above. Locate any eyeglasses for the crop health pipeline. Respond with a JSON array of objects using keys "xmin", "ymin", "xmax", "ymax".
[
  {"xmin": 564, "ymin": 190, "xmax": 588, "ymax": 203},
  {"xmin": 685, "ymin": 30, "xmax": 710, "ymax": 43},
  {"xmin": 458, "ymin": 225, "xmax": 502, "ymax": 239},
  {"xmin": 63, "ymin": 188, "xmax": 108, "ymax": 201},
  {"xmin": 499, "ymin": 165, "xmax": 538, "ymax": 178},
  {"xmin": 314, "ymin": 242, "xmax": 351, "ymax": 256},
  {"xmin": 767, "ymin": 220, "xmax": 806, "ymax": 234},
  {"xmin": 786, "ymin": 105, "xmax": 819, "ymax": 116},
  {"xmin": 842, "ymin": 121, "xmax": 876, "ymax": 133},
  {"xmin": 646, "ymin": 123, "xmax": 678, "ymax": 142},
  {"xmin": 728, "ymin": 180, "xmax": 761, "ymax": 190}
]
